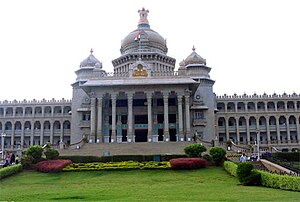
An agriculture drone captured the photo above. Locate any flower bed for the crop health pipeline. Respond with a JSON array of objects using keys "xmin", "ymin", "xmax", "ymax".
[
  {"xmin": 63, "ymin": 161, "xmax": 170, "ymax": 171},
  {"xmin": 170, "ymin": 158, "xmax": 207, "ymax": 170},
  {"xmin": 35, "ymin": 160, "xmax": 72, "ymax": 173}
]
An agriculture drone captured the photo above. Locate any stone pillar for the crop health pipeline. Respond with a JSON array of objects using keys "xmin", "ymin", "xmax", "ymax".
[
  {"xmin": 294, "ymin": 101, "xmax": 297, "ymax": 112},
  {"xmin": 286, "ymin": 116, "xmax": 291, "ymax": 144},
  {"xmin": 185, "ymin": 92, "xmax": 191, "ymax": 140},
  {"xmin": 246, "ymin": 117, "xmax": 250, "ymax": 144},
  {"xmin": 235, "ymin": 117, "xmax": 240, "ymax": 144},
  {"xmin": 296, "ymin": 120, "xmax": 300, "ymax": 144},
  {"xmin": 127, "ymin": 92, "xmax": 134, "ymax": 142},
  {"xmin": 146, "ymin": 92, "xmax": 152, "ymax": 141},
  {"xmin": 60, "ymin": 122, "xmax": 64, "ymax": 143},
  {"xmin": 177, "ymin": 95, "xmax": 184, "ymax": 141},
  {"xmin": 90, "ymin": 97, "xmax": 97, "ymax": 142},
  {"xmin": 40, "ymin": 122, "xmax": 44, "ymax": 145},
  {"xmin": 276, "ymin": 117, "xmax": 281, "ymax": 144},
  {"xmin": 117, "ymin": 114, "xmax": 122, "ymax": 143},
  {"xmin": 111, "ymin": 93, "xmax": 117, "ymax": 143},
  {"xmin": 266, "ymin": 116, "xmax": 271, "ymax": 144},
  {"xmin": 30, "ymin": 121, "xmax": 34, "ymax": 147},
  {"xmin": 163, "ymin": 91, "xmax": 169, "ymax": 141},
  {"xmin": 97, "ymin": 96, "xmax": 103, "ymax": 143},
  {"xmin": 11, "ymin": 121, "xmax": 15, "ymax": 149},
  {"xmin": 50, "ymin": 121, "xmax": 54, "ymax": 144},
  {"xmin": 225, "ymin": 117, "xmax": 229, "ymax": 141}
]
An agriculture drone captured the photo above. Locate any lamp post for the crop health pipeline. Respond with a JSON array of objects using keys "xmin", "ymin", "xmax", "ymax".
[{"xmin": 1, "ymin": 132, "xmax": 6, "ymax": 161}]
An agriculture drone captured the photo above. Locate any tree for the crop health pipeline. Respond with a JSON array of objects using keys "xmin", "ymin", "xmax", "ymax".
[
  {"xmin": 209, "ymin": 147, "xmax": 226, "ymax": 166},
  {"xmin": 184, "ymin": 144, "xmax": 207, "ymax": 157}
]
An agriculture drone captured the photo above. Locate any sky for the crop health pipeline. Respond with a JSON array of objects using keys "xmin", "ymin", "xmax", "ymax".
[{"xmin": 0, "ymin": 0, "xmax": 299, "ymax": 101}]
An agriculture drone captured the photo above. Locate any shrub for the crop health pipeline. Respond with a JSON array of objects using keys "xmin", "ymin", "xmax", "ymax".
[
  {"xmin": 209, "ymin": 147, "xmax": 227, "ymax": 166},
  {"xmin": 202, "ymin": 154, "xmax": 213, "ymax": 163},
  {"xmin": 236, "ymin": 162, "xmax": 261, "ymax": 186},
  {"xmin": 20, "ymin": 155, "xmax": 34, "ymax": 169},
  {"xmin": 59, "ymin": 155, "xmax": 102, "ymax": 163},
  {"xmin": 184, "ymin": 144, "xmax": 207, "ymax": 157},
  {"xmin": 35, "ymin": 160, "xmax": 72, "ymax": 173},
  {"xmin": 273, "ymin": 152, "xmax": 300, "ymax": 162},
  {"xmin": 24, "ymin": 145, "xmax": 44, "ymax": 163},
  {"xmin": 44, "ymin": 148, "xmax": 59, "ymax": 160},
  {"xmin": 170, "ymin": 158, "xmax": 207, "ymax": 170},
  {"xmin": 224, "ymin": 161, "xmax": 238, "ymax": 177},
  {"xmin": 258, "ymin": 170, "xmax": 300, "ymax": 192},
  {"xmin": 0, "ymin": 164, "xmax": 23, "ymax": 180}
]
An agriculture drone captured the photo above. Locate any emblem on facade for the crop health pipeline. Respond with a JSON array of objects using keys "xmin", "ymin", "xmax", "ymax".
[{"xmin": 133, "ymin": 64, "xmax": 148, "ymax": 77}]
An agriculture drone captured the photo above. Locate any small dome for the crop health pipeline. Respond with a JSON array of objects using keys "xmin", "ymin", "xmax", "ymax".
[
  {"xmin": 80, "ymin": 49, "xmax": 102, "ymax": 68},
  {"xmin": 184, "ymin": 46, "xmax": 206, "ymax": 65}
]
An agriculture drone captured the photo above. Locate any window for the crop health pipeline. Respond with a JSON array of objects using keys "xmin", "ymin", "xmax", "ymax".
[
  {"xmin": 82, "ymin": 113, "xmax": 90, "ymax": 121},
  {"xmin": 194, "ymin": 111, "xmax": 203, "ymax": 119}
]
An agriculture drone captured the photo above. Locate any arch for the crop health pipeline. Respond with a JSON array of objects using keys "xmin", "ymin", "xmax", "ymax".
[
  {"xmin": 218, "ymin": 117, "xmax": 226, "ymax": 127},
  {"xmin": 279, "ymin": 116, "xmax": 286, "ymax": 125},
  {"xmin": 289, "ymin": 115, "xmax": 296, "ymax": 125},
  {"xmin": 63, "ymin": 106, "xmax": 71, "ymax": 114},
  {"xmin": 259, "ymin": 116, "xmax": 267, "ymax": 126},
  {"xmin": 14, "ymin": 121, "xmax": 22, "ymax": 130},
  {"xmin": 217, "ymin": 102, "xmax": 225, "ymax": 112},
  {"xmin": 238, "ymin": 117, "xmax": 247, "ymax": 127},
  {"xmin": 277, "ymin": 101, "xmax": 285, "ymax": 111},
  {"xmin": 257, "ymin": 102, "xmax": 265, "ymax": 111},
  {"xmin": 44, "ymin": 106, "xmax": 52, "ymax": 114},
  {"xmin": 228, "ymin": 117, "xmax": 236, "ymax": 126},
  {"xmin": 34, "ymin": 107, "xmax": 42, "ymax": 115},
  {"xmin": 0, "ymin": 108, "xmax": 4, "ymax": 116},
  {"xmin": 287, "ymin": 101, "xmax": 294, "ymax": 110},
  {"xmin": 34, "ymin": 121, "xmax": 41, "ymax": 129},
  {"xmin": 25, "ymin": 107, "xmax": 33, "ymax": 115},
  {"xmin": 247, "ymin": 102, "xmax": 255, "ymax": 111},
  {"xmin": 15, "ymin": 107, "xmax": 23, "ymax": 116},
  {"xmin": 63, "ymin": 120, "xmax": 71, "ymax": 129},
  {"xmin": 54, "ymin": 106, "xmax": 62, "ymax": 114},
  {"xmin": 227, "ymin": 102, "xmax": 235, "ymax": 112},
  {"xmin": 249, "ymin": 116, "xmax": 256, "ymax": 127},
  {"xmin": 43, "ymin": 121, "xmax": 51, "ymax": 130},
  {"xmin": 53, "ymin": 121, "xmax": 61, "ymax": 130},
  {"xmin": 267, "ymin": 101, "xmax": 275, "ymax": 111},
  {"xmin": 237, "ymin": 102, "xmax": 245, "ymax": 111},
  {"xmin": 6, "ymin": 107, "xmax": 13, "ymax": 116},
  {"xmin": 5, "ymin": 121, "xmax": 12, "ymax": 130},
  {"xmin": 24, "ymin": 121, "xmax": 31, "ymax": 130},
  {"xmin": 269, "ymin": 116, "xmax": 276, "ymax": 125}
]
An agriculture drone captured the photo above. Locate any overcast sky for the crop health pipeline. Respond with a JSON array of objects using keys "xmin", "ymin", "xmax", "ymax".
[{"xmin": 0, "ymin": 0, "xmax": 299, "ymax": 101}]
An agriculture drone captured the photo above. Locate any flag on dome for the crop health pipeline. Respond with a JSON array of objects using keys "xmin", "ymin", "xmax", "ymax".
[{"xmin": 134, "ymin": 31, "xmax": 141, "ymax": 42}]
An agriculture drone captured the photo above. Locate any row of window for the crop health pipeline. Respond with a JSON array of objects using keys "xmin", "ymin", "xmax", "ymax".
[
  {"xmin": 0, "ymin": 120, "xmax": 71, "ymax": 131},
  {"xmin": 217, "ymin": 100, "xmax": 299, "ymax": 112},
  {"xmin": 0, "ymin": 106, "xmax": 71, "ymax": 116}
]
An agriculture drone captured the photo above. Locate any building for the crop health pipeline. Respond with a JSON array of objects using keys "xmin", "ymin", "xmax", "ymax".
[{"xmin": 0, "ymin": 8, "xmax": 299, "ymax": 153}]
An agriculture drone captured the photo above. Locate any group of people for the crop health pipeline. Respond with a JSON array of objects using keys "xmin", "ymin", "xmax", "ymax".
[{"xmin": 3, "ymin": 152, "xmax": 19, "ymax": 167}]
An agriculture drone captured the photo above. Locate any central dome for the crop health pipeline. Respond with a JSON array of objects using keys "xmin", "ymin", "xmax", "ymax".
[{"xmin": 120, "ymin": 8, "xmax": 168, "ymax": 55}]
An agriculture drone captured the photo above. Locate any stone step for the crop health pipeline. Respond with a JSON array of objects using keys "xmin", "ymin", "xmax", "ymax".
[{"xmin": 59, "ymin": 142, "xmax": 195, "ymax": 156}]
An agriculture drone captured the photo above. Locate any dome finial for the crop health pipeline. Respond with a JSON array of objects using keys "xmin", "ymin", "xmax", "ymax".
[
  {"xmin": 192, "ymin": 46, "xmax": 196, "ymax": 52},
  {"xmin": 90, "ymin": 48, "xmax": 94, "ymax": 54},
  {"xmin": 138, "ymin": 7, "xmax": 149, "ymax": 25}
]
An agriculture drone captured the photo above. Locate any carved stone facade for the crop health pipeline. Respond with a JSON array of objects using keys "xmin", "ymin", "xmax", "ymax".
[{"xmin": 0, "ymin": 8, "xmax": 299, "ymax": 152}]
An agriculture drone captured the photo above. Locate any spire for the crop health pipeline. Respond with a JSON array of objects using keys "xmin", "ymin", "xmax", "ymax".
[
  {"xmin": 192, "ymin": 46, "xmax": 196, "ymax": 52},
  {"xmin": 90, "ymin": 48, "xmax": 94, "ymax": 54}
]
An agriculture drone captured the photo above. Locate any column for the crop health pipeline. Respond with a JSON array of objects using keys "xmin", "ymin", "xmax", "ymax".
[
  {"xmin": 11, "ymin": 121, "xmax": 15, "ymax": 149},
  {"xmin": 225, "ymin": 117, "xmax": 229, "ymax": 141},
  {"xmin": 90, "ymin": 97, "xmax": 97, "ymax": 142},
  {"xmin": 20, "ymin": 121, "xmax": 25, "ymax": 149},
  {"xmin": 286, "ymin": 116, "xmax": 291, "ymax": 144},
  {"xmin": 146, "ymin": 92, "xmax": 152, "ymax": 141},
  {"xmin": 40, "ymin": 122, "xmax": 44, "ymax": 145},
  {"xmin": 111, "ymin": 93, "xmax": 117, "ymax": 143},
  {"xmin": 117, "ymin": 114, "xmax": 122, "ymax": 143},
  {"xmin": 266, "ymin": 116, "xmax": 271, "ymax": 144},
  {"xmin": 256, "ymin": 118, "xmax": 260, "ymax": 143},
  {"xmin": 59, "ymin": 122, "xmax": 64, "ymax": 149},
  {"xmin": 177, "ymin": 95, "xmax": 184, "ymax": 141},
  {"xmin": 127, "ymin": 92, "xmax": 134, "ymax": 142},
  {"xmin": 185, "ymin": 92, "xmax": 191, "ymax": 140},
  {"xmin": 50, "ymin": 121, "xmax": 54, "ymax": 144},
  {"xmin": 246, "ymin": 117, "xmax": 250, "ymax": 144},
  {"xmin": 97, "ymin": 96, "xmax": 103, "ymax": 142},
  {"xmin": 296, "ymin": 120, "xmax": 300, "ymax": 144},
  {"xmin": 276, "ymin": 117, "xmax": 281, "ymax": 144},
  {"xmin": 235, "ymin": 117, "xmax": 240, "ymax": 144},
  {"xmin": 30, "ymin": 121, "xmax": 34, "ymax": 147},
  {"xmin": 163, "ymin": 91, "xmax": 169, "ymax": 141}
]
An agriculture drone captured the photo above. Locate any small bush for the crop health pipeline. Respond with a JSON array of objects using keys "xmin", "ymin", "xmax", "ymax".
[
  {"xmin": 170, "ymin": 158, "xmax": 207, "ymax": 170},
  {"xmin": 184, "ymin": 144, "xmax": 207, "ymax": 157},
  {"xmin": 209, "ymin": 147, "xmax": 226, "ymax": 166},
  {"xmin": 24, "ymin": 145, "xmax": 44, "ymax": 163},
  {"xmin": 35, "ymin": 160, "xmax": 72, "ymax": 173},
  {"xmin": 237, "ymin": 162, "xmax": 261, "ymax": 186},
  {"xmin": 224, "ymin": 161, "xmax": 238, "ymax": 177},
  {"xmin": 258, "ymin": 170, "xmax": 300, "ymax": 191},
  {"xmin": 0, "ymin": 164, "xmax": 23, "ymax": 180},
  {"xmin": 44, "ymin": 148, "xmax": 59, "ymax": 160}
]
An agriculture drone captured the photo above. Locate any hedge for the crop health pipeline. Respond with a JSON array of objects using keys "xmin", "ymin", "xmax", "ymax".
[
  {"xmin": 0, "ymin": 164, "xmax": 23, "ymax": 180},
  {"xmin": 35, "ymin": 160, "xmax": 72, "ymax": 173},
  {"xmin": 258, "ymin": 170, "xmax": 300, "ymax": 192},
  {"xmin": 272, "ymin": 152, "xmax": 300, "ymax": 162},
  {"xmin": 59, "ymin": 154, "xmax": 187, "ymax": 163},
  {"xmin": 170, "ymin": 158, "xmax": 207, "ymax": 170},
  {"xmin": 63, "ymin": 161, "xmax": 171, "ymax": 171},
  {"xmin": 224, "ymin": 161, "xmax": 238, "ymax": 177}
]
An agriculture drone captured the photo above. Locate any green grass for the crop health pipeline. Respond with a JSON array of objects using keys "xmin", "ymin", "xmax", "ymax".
[{"xmin": 0, "ymin": 168, "xmax": 299, "ymax": 201}]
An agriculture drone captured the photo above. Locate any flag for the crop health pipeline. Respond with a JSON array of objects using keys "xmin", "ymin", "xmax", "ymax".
[{"xmin": 134, "ymin": 31, "xmax": 141, "ymax": 42}]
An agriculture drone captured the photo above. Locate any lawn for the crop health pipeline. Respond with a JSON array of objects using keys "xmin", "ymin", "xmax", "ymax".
[{"xmin": 0, "ymin": 168, "xmax": 299, "ymax": 201}]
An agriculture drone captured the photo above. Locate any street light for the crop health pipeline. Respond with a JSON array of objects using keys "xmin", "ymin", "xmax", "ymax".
[{"xmin": 1, "ymin": 132, "xmax": 6, "ymax": 161}]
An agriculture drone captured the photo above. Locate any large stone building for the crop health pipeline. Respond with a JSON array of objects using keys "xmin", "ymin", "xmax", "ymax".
[{"xmin": 0, "ymin": 8, "xmax": 299, "ymax": 153}]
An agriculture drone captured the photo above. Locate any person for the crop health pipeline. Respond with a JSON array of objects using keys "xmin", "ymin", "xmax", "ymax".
[
  {"xmin": 5, "ymin": 152, "xmax": 11, "ymax": 165},
  {"xmin": 240, "ymin": 153, "xmax": 247, "ymax": 162},
  {"xmin": 10, "ymin": 153, "xmax": 15, "ymax": 164},
  {"xmin": 15, "ymin": 155, "xmax": 20, "ymax": 164}
]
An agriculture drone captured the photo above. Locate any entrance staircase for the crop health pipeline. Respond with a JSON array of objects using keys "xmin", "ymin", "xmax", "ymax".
[{"xmin": 59, "ymin": 142, "xmax": 194, "ymax": 156}]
